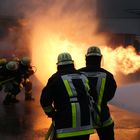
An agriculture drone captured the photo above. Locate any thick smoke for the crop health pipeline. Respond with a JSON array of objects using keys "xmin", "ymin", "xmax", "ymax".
[
  {"xmin": 24, "ymin": 0, "xmax": 105, "ymax": 45},
  {"xmin": 0, "ymin": 0, "xmax": 140, "ymax": 85}
]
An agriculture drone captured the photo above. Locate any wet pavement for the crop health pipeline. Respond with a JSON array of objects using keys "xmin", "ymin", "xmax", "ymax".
[{"xmin": 0, "ymin": 81, "xmax": 140, "ymax": 140}]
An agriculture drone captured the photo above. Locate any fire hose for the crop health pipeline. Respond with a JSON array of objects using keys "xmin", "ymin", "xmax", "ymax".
[
  {"xmin": 0, "ymin": 77, "xmax": 15, "ymax": 85},
  {"xmin": 0, "ymin": 77, "xmax": 15, "ymax": 91},
  {"xmin": 45, "ymin": 122, "xmax": 55, "ymax": 140}
]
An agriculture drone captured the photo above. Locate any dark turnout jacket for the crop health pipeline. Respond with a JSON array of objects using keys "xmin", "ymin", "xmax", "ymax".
[
  {"xmin": 79, "ymin": 65, "xmax": 117, "ymax": 128},
  {"xmin": 40, "ymin": 66, "xmax": 93, "ymax": 139}
]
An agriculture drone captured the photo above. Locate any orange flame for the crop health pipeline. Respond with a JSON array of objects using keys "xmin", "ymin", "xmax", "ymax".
[
  {"xmin": 27, "ymin": 2, "xmax": 140, "ymax": 85},
  {"xmin": 30, "ymin": 26, "xmax": 140, "ymax": 85},
  {"xmin": 101, "ymin": 46, "xmax": 140, "ymax": 75}
]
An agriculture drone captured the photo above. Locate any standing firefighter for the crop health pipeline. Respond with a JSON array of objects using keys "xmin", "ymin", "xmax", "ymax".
[
  {"xmin": 40, "ymin": 52, "xmax": 93, "ymax": 140},
  {"xmin": 19, "ymin": 56, "xmax": 35, "ymax": 101},
  {"xmin": 79, "ymin": 46, "xmax": 117, "ymax": 140}
]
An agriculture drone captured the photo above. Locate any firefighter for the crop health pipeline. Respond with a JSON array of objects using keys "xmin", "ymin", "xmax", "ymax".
[
  {"xmin": 79, "ymin": 46, "xmax": 117, "ymax": 140},
  {"xmin": 19, "ymin": 56, "xmax": 34, "ymax": 101},
  {"xmin": 0, "ymin": 58, "xmax": 7, "ymax": 90},
  {"xmin": 40, "ymin": 52, "xmax": 93, "ymax": 140},
  {"xmin": 0, "ymin": 58, "xmax": 7, "ymax": 67},
  {"xmin": 2, "ymin": 61, "xmax": 22, "ymax": 105}
]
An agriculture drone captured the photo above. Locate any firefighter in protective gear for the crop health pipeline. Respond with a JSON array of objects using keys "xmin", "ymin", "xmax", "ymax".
[
  {"xmin": 0, "ymin": 58, "xmax": 7, "ymax": 90},
  {"xmin": 1, "ymin": 61, "xmax": 22, "ymax": 105},
  {"xmin": 6, "ymin": 61, "xmax": 18, "ymax": 71},
  {"xmin": 40, "ymin": 52, "xmax": 94, "ymax": 140},
  {"xmin": 0, "ymin": 58, "xmax": 7, "ymax": 67},
  {"xmin": 21, "ymin": 56, "xmax": 31, "ymax": 66},
  {"xmin": 79, "ymin": 46, "xmax": 117, "ymax": 140},
  {"xmin": 19, "ymin": 56, "xmax": 34, "ymax": 101}
]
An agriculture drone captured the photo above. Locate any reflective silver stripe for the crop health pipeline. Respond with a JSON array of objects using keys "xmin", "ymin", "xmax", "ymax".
[
  {"xmin": 56, "ymin": 124, "xmax": 93, "ymax": 134},
  {"xmin": 69, "ymin": 80, "xmax": 77, "ymax": 96},
  {"xmin": 81, "ymin": 72, "xmax": 106, "ymax": 78},
  {"xmin": 81, "ymin": 72, "xmax": 107, "ymax": 125},
  {"xmin": 70, "ymin": 97, "xmax": 78, "ymax": 102},
  {"xmin": 61, "ymin": 74, "xmax": 93, "ymax": 129},
  {"xmin": 62, "ymin": 75, "xmax": 77, "ymax": 96},
  {"xmin": 61, "ymin": 74, "xmax": 82, "ymax": 128},
  {"xmin": 75, "ymin": 103, "xmax": 81, "ymax": 127},
  {"xmin": 80, "ymin": 74, "xmax": 90, "ymax": 95},
  {"xmin": 82, "ymin": 72, "xmax": 107, "ymax": 100},
  {"xmin": 96, "ymin": 75, "xmax": 102, "ymax": 96}
]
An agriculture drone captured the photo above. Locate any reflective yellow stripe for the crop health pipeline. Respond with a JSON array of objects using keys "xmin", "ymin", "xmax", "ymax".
[
  {"xmin": 102, "ymin": 118, "xmax": 113, "ymax": 127},
  {"xmin": 96, "ymin": 78, "xmax": 106, "ymax": 125},
  {"xmin": 85, "ymin": 79, "xmax": 90, "ymax": 91},
  {"xmin": 57, "ymin": 129, "xmax": 93, "ymax": 138},
  {"xmin": 97, "ymin": 78, "xmax": 106, "ymax": 112},
  {"xmin": 71, "ymin": 103, "xmax": 76, "ymax": 128},
  {"xmin": 63, "ymin": 79, "xmax": 77, "ymax": 128},
  {"xmin": 63, "ymin": 80, "xmax": 73, "ymax": 97},
  {"xmin": 95, "ymin": 109, "xmax": 101, "ymax": 125}
]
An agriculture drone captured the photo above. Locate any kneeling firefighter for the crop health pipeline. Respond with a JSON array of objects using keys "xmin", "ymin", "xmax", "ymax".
[
  {"xmin": 2, "ymin": 61, "xmax": 23, "ymax": 105},
  {"xmin": 0, "ymin": 58, "xmax": 8, "ymax": 90}
]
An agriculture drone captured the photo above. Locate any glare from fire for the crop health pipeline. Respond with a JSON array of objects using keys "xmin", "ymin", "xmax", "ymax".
[
  {"xmin": 30, "ymin": 24, "xmax": 140, "ymax": 85},
  {"xmin": 31, "ymin": 31, "xmax": 87, "ymax": 85},
  {"xmin": 27, "ymin": 1, "xmax": 140, "ymax": 85},
  {"xmin": 102, "ymin": 46, "xmax": 140, "ymax": 75}
]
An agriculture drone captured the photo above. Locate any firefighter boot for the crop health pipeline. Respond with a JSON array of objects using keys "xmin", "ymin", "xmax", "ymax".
[{"xmin": 24, "ymin": 81, "xmax": 34, "ymax": 101}]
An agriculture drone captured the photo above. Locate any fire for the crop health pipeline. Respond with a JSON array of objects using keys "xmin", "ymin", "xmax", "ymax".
[
  {"xmin": 30, "ymin": 28, "xmax": 140, "ymax": 85},
  {"xmin": 31, "ymin": 31, "xmax": 87, "ymax": 85},
  {"xmin": 27, "ymin": 1, "xmax": 140, "ymax": 85},
  {"xmin": 101, "ymin": 46, "xmax": 140, "ymax": 75}
]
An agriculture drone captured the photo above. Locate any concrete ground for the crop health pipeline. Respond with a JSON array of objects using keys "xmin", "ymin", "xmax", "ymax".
[{"xmin": 0, "ymin": 82, "xmax": 140, "ymax": 140}]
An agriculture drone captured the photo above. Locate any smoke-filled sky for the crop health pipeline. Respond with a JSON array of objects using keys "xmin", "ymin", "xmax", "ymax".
[{"xmin": 0, "ymin": 0, "xmax": 140, "ymax": 85}]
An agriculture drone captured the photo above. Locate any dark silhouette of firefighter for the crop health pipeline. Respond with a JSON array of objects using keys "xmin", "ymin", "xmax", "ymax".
[
  {"xmin": 0, "ymin": 56, "xmax": 35, "ymax": 105},
  {"xmin": 0, "ymin": 58, "xmax": 8, "ymax": 90},
  {"xmin": 40, "ymin": 52, "xmax": 93, "ymax": 140},
  {"xmin": 18, "ymin": 56, "xmax": 35, "ymax": 101},
  {"xmin": 0, "ymin": 60, "xmax": 22, "ymax": 105},
  {"xmin": 79, "ymin": 46, "xmax": 117, "ymax": 140}
]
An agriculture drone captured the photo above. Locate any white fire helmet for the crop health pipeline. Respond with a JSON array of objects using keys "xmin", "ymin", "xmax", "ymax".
[
  {"xmin": 57, "ymin": 52, "xmax": 74, "ymax": 66},
  {"xmin": 86, "ymin": 46, "xmax": 102, "ymax": 57},
  {"xmin": 21, "ymin": 56, "xmax": 31, "ymax": 66},
  {"xmin": 6, "ymin": 61, "xmax": 18, "ymax": 71}
]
